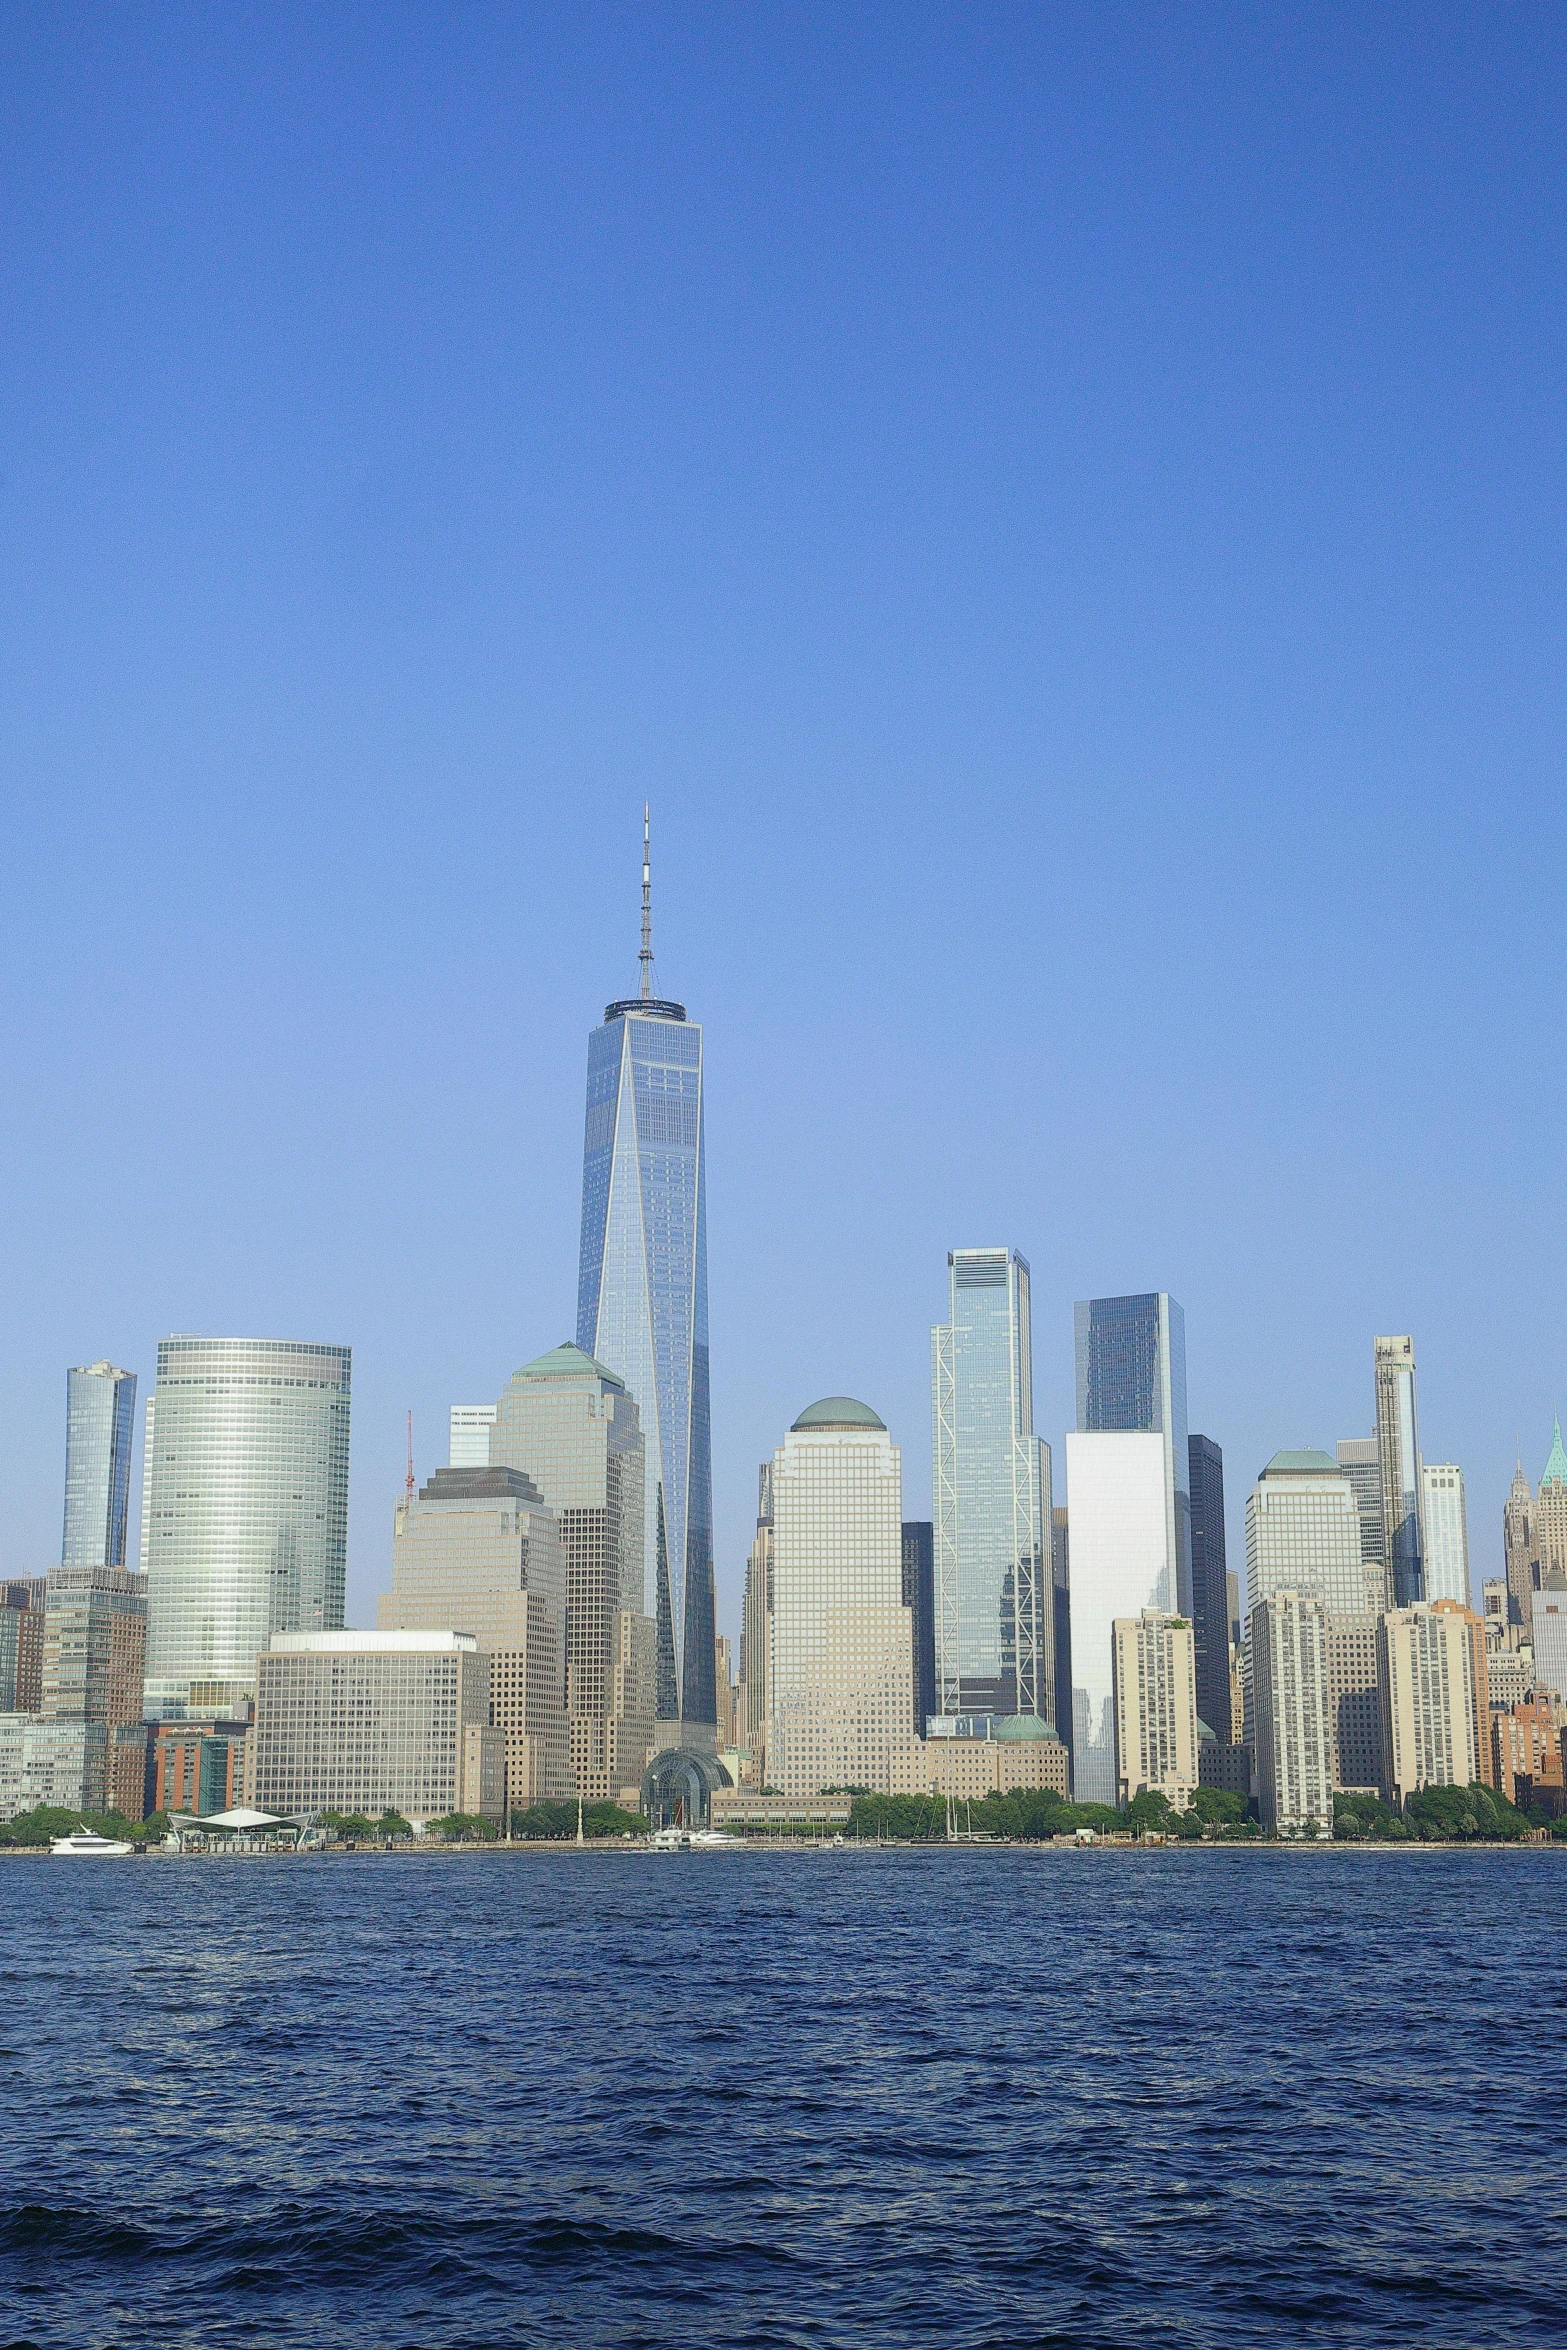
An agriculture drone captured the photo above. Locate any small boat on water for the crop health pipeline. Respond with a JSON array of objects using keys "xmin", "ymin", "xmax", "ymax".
[{"xmin": 50, "ymin": 1828, "xmax": 134, "ymax": 1858}]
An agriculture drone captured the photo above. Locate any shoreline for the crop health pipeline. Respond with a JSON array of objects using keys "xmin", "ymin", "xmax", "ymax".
[{"xmin": 4, "ymin": 1837, "xmax": 1561, "ymax": 1859}]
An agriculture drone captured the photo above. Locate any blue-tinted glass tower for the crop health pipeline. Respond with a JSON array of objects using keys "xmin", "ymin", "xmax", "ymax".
[
  {"xmin": 576, "ymin": 813, "xmax": 715, "ymax": 1735},
  {"xmin": 62, "ymin": 1361, "xmax": 138, "ymax": 1569}
]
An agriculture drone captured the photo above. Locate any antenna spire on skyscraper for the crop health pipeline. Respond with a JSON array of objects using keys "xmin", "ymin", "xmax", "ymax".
[{"xmin": 639, "ymin": 801, "xmax": 653, "ymax": 999}]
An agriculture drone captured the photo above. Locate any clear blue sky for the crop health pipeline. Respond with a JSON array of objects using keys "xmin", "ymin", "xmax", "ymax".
[{"xmin": 2, "ymin": 3, "xmax": 1563, "ymax": 1637}]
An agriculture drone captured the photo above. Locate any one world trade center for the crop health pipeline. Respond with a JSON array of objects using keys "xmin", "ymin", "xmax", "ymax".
[{"xmin": 576, "ymin": 811, "xmax": 715, "ymax": 1741}]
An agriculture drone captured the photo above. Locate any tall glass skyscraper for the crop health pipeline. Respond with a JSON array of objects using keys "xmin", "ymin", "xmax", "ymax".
[
  {"xmin": 62, "ymin": 1361, "xmax": 138, "ymax": 1568},
  {"xmin": 1074, "ymin": 1293, "xmax": 1191, "ymax": 1612},
  {"xmin": 142, "ymin": 1337, "xmax": 351, "ymax": 1719},
  {"xmin": 576, "ymin": 814, "xmax": 714, "ymax": 1736},
  {"xmin": 931, "ymin": 1247, "xmax": 1053, "ymax": 1726}
]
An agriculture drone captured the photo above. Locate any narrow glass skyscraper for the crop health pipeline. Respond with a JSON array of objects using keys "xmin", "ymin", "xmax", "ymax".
[
  {"xmin": 931, "ymin": 1248, "xmax": 1053, "ymax": 1726},
  {"xmin": 1374, "ymin": 1335, "xmax": 1424, "ymax": 1608},
  {"xmin": 576, "ymin": 812, "xmax": 714, "ymax": 1736},
  {"xmin": 62, "ymin": 1361, "xmax": 138, "ymax": 1569},
  {"xmin": 142, "ymin": 1337, "xmax": 351, "ymax": 1719}
]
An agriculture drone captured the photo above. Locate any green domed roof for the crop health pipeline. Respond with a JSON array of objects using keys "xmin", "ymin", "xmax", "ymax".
[{"xmin": 791, "ymin": 1395, "xmax": 886, "ymax": 1432}]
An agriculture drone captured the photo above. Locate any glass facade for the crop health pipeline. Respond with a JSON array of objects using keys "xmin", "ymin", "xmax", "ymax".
[
  {"xmin": 931, "ymin": 1248, "xmax": 1052, "ymax": 1726},
  {"xmin": 1187, "ymin": 1434, "xmax": 1231, "ymax": 1742},
  {"xmin": 142, "ymin": 1337, "xmax": 351, "ymax": 1719},
  {"xmin": 1421, "ymin": 1465, "xmax": 1469, "ymax": 1607},
  {"xmin": 1074, "ymin": 1293, "xmax": 1191, "ymax": 1614},
  {"xmin": 1375, "ymin": 1337, "xmax": 1425, "ymax": 1608},
  {"xmin": 577, "ymin": 994, "xmax": 713, "ymax": 1730},
  {"xmin": 1245, "ymin": 1452, "xmax": 1372, "ymax": 1619},
  {"xmin": 62, "ymin": 1361, "xmax": 137, "ymax": 1569}
]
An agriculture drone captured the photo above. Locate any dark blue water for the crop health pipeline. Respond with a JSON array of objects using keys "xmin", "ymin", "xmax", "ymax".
[{"xmin": 1, "ymin": 1848, "xmax": 1561, "ymax": 2348}]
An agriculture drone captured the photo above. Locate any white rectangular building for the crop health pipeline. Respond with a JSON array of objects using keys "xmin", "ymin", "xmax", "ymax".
[
  {"xmin": 0, "ymin": 1715, "xmax": 107, "ymax": 1820},
  {"xmin": 1378, "ymin": 1604, "xmax": 1483, "ymax": 1805},
  {"xmin": 1112, "ymin": 1610, "xmax": 1198, "ymax": 1810},
  {"xmin": 449, "ymin": 1405, "xmax": 498, "ymax": 1469},
  {"xmin": 1064, "ymin": 1431, "xmax": 1170, "ymax": 1806},
  {"xmin": 1420, "ymin": 1465, "xmax": 1470, "ymax": 1608},
  {"xmin": 252, "ymin": 1630, "xmax": 504, "ymax": 1826}
]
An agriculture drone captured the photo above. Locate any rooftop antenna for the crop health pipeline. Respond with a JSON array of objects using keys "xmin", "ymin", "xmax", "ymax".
[
  {"xmin": 639, "ymin": 802, "xmax": 653, "ymax": 1000},
  {"xmin": 406, "ymin": 1410, "xmax": 415, "ymax": 1499}
]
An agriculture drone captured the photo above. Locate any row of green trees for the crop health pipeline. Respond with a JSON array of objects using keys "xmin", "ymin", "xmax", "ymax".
[
  {"xmin": 0, "ymin": 1805, "xmax": 170, "ymax": 1847},
  {"xmin": 1332, "ymin": 1783, "xmax": 1556, "ymax": 1841},
  {"xmin": 842, "ymin": 1782, "xmax": 1562, "ymax": 1844}
]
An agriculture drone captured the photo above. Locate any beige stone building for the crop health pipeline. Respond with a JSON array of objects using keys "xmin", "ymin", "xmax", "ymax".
[
  {"xmin": 1378, "ymin": 1602, "xmax": 1487, "ymax": 1806},
  {"xmin": 902, "ymin": 1726, "xmax": 1069, "ymax": 1801},
  {"xmin": 380, "ymin": 1465, "xmax": 572, "ymax": 1804},
  {"xmin": 254, "ymin": 1630, "xmax": 503, "ymax": 1824},
  {"xmin": 1251, "ymin": 1591, "xmax": 1334, "ymax": 1835},
  {"xmin": 1112, "ymin": 1610, "xmax": 1198, "ymax": 1811},
  {"xmin": 1325, "ymin": 1616, "xmax": 1382, "ymax": 1792},
  {"xmin": 40, "ymin": 1564, "xmax": 147, "ymax": 1810},
  {"xmin": 490, "ymin": 1345, "xmax": 655, "ymax": 1804}
]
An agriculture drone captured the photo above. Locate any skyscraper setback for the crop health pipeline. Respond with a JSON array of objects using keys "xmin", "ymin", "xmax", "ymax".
[{"xmin": 575, "ymin": 813, "xmax": 714, "ymax": 1737}]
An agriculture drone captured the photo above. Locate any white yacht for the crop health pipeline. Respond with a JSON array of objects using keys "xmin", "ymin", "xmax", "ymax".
[{"xmin": 50, "ymin": 1828, "xmax": 134, "ymax": 1858}]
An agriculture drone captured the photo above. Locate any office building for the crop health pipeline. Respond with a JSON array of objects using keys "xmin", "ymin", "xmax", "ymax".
[
  {"xmin": 1075, "ymin": 1292, "xmax": 1191, "ymax": 1612},
  {"xmin": 154, "ymin": 1718, "xmax": 250, "ymax": 1818},
  {"xmin": 0, "ymin": 1716, "xmax": 107, "ymax": 1821},
  {"xmin": 1532, "ymin": 1575, "xmax": 1567, "ymax": 1702},
  {"xmin": 1421, "ymin": 1465, "xmax": 1470, "ymax": 1607},
  {"xmin": 1378, "ymin": 1603, "xmax": 1487, "ymax": 1805},
  {"xmin": 575, "ymin": 813, "xmax": 714, "ymax": 1734},
  {"xmin": 1503, "ymin": 1462, "xmax": 1537, "ymax": 1640},
  {"xmin": 1245, "ymin": 1451, "xmax": 1375, "ymax": 1618},
  {"xmin": 1188, "ymin": 1435, "xmax": 1230, "ymax": 1739},
  {"xmin": 1486, "ymin": 1646, "xmax": 1529, "ymax": 1716},
  {"xmin": 1325, "ymin": 1616, "xmax": 1382, "ymax": 1791},
  {"xmin": 490, "ymin": 1343, "xmax": 654, "ymax": 1801},
  {"xmin": 932, "ymin": 1248, "xmax": 1053, "ymax": 1727},
  {"xmin": 1051, "ymin": 1507, "xmax": 1072, "ymax": 1764},
  {"xmin": 109, "ymin": 1723, "xmax": 156, "ymax": 1822},
  {"xmin": 1495, "ymin": 1700, "xmax": 1566, "ymax": 1811},
  {"xmin": 448, "ymin": 1405, "xmax": 498, "ymax": 1469},
  {"xmin": 1112, "ymin": 1609, "xmax": 1198, "ymax": 1811},
  {"xmin": 715, "ymin": 1635, "xmax": 738, "ymax": 1750},
  {"xmin": 901, "ymin": 1521, "xmax": 936, "ymax": 1735},
  {"xmin": 740, "ymin": 1465, "xmax": 773, "ymax": 1782},
  {"xmin": 41, "ymin": 1566, "xmax": 147, "ymax": 1804},
  {"xmin": 142, "ymin": 1338, "xmax": 351, "ymax": 1719},
  {"xmin": 0, "ymin": 1584, "xmax": 45, "ymax": 1714},
  {"xmin": 1063, "ymin": 1431, "xmax": 1169, "ymax": 1806},
  {"xmin": 768, "ymin": 1398, "xmax": 917, "ymax": 1798},
  {"xmin": 1375, "ymin": 1336, "xmax": 1425, "ymax": 1607},
  {"xmin": 1250, "ymin": 1592, "xmax": 1334, "ymax": 1836},
  {"xmin": 62, "ymin": 1362, "xmax": 137, "ymax": 1569},
  {"xmin": 253, "ymin": 1630, "xmax": 504, "ymax": 1825},
  {"xmin": 1336, "ymin": 1437, "xmax": 1386, "ymax": 1595},
  {"xmin": 379, "ymin": 1464, "xmax": 573, "ymax": 1804},
  {"xmin": 1537, "ymin": 1421, "xmax": 1567, "ymax": 1586}
]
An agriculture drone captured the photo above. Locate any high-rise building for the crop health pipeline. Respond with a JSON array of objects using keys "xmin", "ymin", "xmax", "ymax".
[
  {"xmin": 1421, "ymin": 1464, "xmax": 1470, "ymax": 1607},
  {"xmin": 0, "ymin": 1717, "xmax": 107, "ymax": 1821},
  {"xmin": 1051, "ymin": 1507, "xmax": 1072, "ymax": 1762},
  {"xmin": 1532, "ymin": 1575, "xmax": 1567, "ymax": 1703},
  {"xmin": 1378, "ymin": 1603, "xmax": 1487, "ymax": 1805},
  {"xmin": 1187, "ymin": 1436, "xmax": 1230, "ymax": 1741},
  {"xmin": 1335, "ymin": 1438, "xmax": 1385, "ymax": 1595},
  {"xmin": 379, "ymin": 1465, "xmax": 573, "ymax": 1805},
  {"xmin": 41, "ymin": 1565, "xmax": 147, "ymax": 1772},
  {"xmin": 575, "ymin": 813, "xmax": 713, "ymax": 1736},
  {"xmin": 741, "ymin": 1465, "xmax": 773, "ymax": 1782},
  {"xmin": 253, "ymin": 1630, "xmax": 504, "ymax": 1826},
  {"xmin": 448, "ymin": 1405, "xmax": 497, "ymax": 1469},
  {"xmin": 1245, "ymin": 1451, "xmax": 1374, "ymax": 1618},
  {"xmin": 1325, "ymin": 1617, "xmax": 1382, "ymax": 1791},
  {"xmin": 1250, "ymin": 1592, "xmax": 1334, "ymax": 1835},
  {"xmin": 0, "ymin": 1583, "xmax": 45, "ymax": 1714},
  {"xmin": 932, "ymin": 1248, "xmax": 1052, "ymax": 1726},
  {"xmin": 62, "ymin": 1362, "xmax": 137, "ymax": 1569},
  {"xmin": 714, "ymin": 1636, "xmax": 737, "ymax": 1751},
  {"xmin": 1503, "ymin": 1463, "xmax": 1537, "ymax": 1639},
  {"xmin": 1495, "ymin": 1699, "xmax": 1565, "ymax": 1809},
  {"xmin": 768, "ymin": 1398, "xmax": 915, "ymax": 1798},
  {"xmin": 490, "ymin": 1343, "xmax": 655, "ymax": 1803},
  {"xmin": 142, "ymin": 1338, "xmax": 351, "ymax": 1720},
  {"xmin": 1063, "ymin": 1430, "xmax": 1169, "ymax": 1806},
  {"xmin": 1375, "ymin": 1336, "xmax": 1425, "ymax": 1607},
  {"xmin": 1535, "ymin": 1420, "xmax": 1567, "ymax": 1587},
  {"xmin": 1112, "ymin": 1609, "xmax": 1198, "ymax": 1810},
  {"xmin": 901, "ymin": 1521, "xmax": 936, "ymax": 1735},
  {"xmin": 1074, "ymin": 1293, "xmax": 1191, "ymax": 1612}
]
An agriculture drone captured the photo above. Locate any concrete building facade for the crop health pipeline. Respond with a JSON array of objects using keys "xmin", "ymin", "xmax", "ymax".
[
  {"xmin": 1250, "ymin": 1591, "xmax": 1334, "ymax": 1835},
  {"xmin": 1112, "ymin": 1609, "xmax": 1198, "ymax": 1811},
  {"xmin": 1378, "ymin": 1603, "xmax": 1486, "ymax": 1806},
  {"xmin": 253, "ymin": 1630, "xmax": 503, "ymax": 1825}
]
